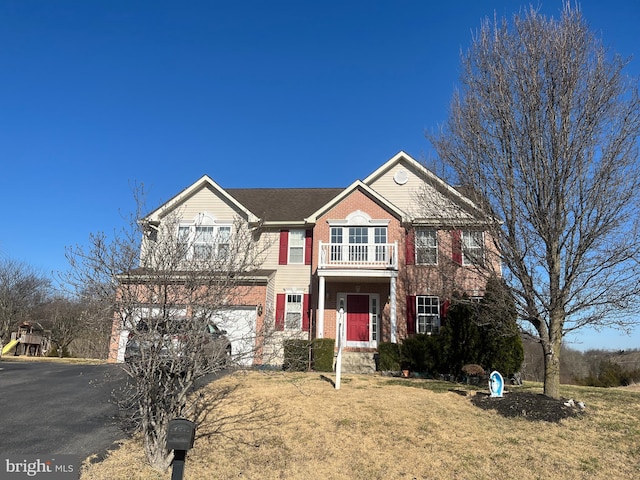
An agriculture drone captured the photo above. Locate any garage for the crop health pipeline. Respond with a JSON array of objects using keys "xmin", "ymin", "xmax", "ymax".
[{"xmin": 213, "ymin": 307, "xmax": 258, "ymax": 366}]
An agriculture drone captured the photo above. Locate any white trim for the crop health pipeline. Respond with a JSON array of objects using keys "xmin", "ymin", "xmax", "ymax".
[
  {"xmin": 176, "ymin": 217, "xmax": 233, "ymax": 261},
  {"xmin": 336, "ymin": 292, "xmax": 379, "ymax": 348},
  {"xmin": 305, "ymin": 180, "xmax": 407, "ymax": 224},
  {"xmin": 461, "ymin": 230, "xmax": 485, "ymax": 266},
  {"xmin": 284, "ymin": 293, "xmax": 303, "ymax": 331},
  {"xmin": 416, "ymin": 295, "xmax": 440, "ymax": 335},
  {"xmin": 362, "ymin": 151, "xmax": 497, "ymax": 223},
  {"xmin": 317, "ymin": 269, "xmax": 397, "ymax": 278},
  {"xmin": 287, "ymin": 229, "xmax": 305, "ymax": 264},
  {"xmin": 415, "ymin": 227, "xmax": 438, "ymax": 266},
  {"xmin": 145, "ymin": 175, "xmax": 259, "ymax": 224}
]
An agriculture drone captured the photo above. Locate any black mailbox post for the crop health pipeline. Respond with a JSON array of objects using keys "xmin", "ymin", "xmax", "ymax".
[{"xmin": 167, "ymin": 418, "xmax": 196, "ymax": 480}]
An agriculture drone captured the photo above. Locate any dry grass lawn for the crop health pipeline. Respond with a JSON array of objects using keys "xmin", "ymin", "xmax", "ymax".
[{"xmin": 81, "ymin": 371, "xmax": 640, "ymax": 480}]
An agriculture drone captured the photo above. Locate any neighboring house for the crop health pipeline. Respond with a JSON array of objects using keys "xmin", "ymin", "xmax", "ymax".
[{"xmin": 108, "ymin": 152, "xmax": 500, "ymax": 368}]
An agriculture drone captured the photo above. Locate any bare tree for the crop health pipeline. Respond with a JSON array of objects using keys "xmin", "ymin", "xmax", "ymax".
[
  {"xmin": 429, "ymin": 3, "xmax": 640, "ymax": 398},
  {"xmin": 64, "ymin": 188, "xmax": 271, "ymax": 471},
  {"xmin": 0, "ymin": 257, "xmax": 50, "ymax": 343},
  {"xmin": 39, "ymin": 297, "xmax": 84, "ymax": 357}
]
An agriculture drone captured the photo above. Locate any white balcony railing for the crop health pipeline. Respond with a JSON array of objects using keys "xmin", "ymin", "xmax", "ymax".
[{"xmin": 318, "ymin": 242, "xmax": 398, "ymax": 269}]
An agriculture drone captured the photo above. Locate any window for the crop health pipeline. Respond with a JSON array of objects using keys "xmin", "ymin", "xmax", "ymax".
[
  {"xmin": 177, "ymin": 226, "xmax": 190, "ymax": 257},
  {"xmin": 194, "ymin": 226, "xmax": 215, "ymax": 260},
  {"xmin": 417, "ymin": 296, "xmax": 440, "ymax": 334},
  {"xmin": 217, "ymin": 226, "xmax": 231, "ymax": 258},
  {"xmin": 288, "ymin": 230, "xmax": 305, "ymax": 264},
  {"xmin": 371, "ymin": 297, "xmax": 378, "ymax": 341},
  {"xmin": 415, "ymin": 228, "xmax": 437, "ymax": 265},
  {"xmin": 177, "ymin": 223, "xmax": 232, "ymax": 260},
  {"xmin": 330, "ymin": 227, "xmax": 343, "ymax": 261},
  {"xmin": 285, "ymin": 294, "xmax": 303, "ymax": 330},
  {"xmin": 348, "ymin": 227, "xmax": 368, "ymax": 262},
  {"xmin": 462, "ymin": 231, "xmax": 484, "ymax": 266},
  {"xmin": 374, "ymin": 227, "xmax": 387, "ymax": 262},
  {"xmin": 329, "ymin": 223, "xmax": 389, "ymax": 264}
]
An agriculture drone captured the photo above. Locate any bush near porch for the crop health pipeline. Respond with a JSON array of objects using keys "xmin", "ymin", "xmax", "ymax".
[
  {"xmin": 379, "ymin": 284, "xmax": 524, "ymax": 378},
  {"xmin": 282, "ymin": 338, "xmax": 335, "ymax": 372}
]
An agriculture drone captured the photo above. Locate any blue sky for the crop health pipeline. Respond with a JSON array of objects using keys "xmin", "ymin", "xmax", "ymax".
[{"xmin": 1, "ymin": 1, "xmax": 639, "ymax": 350}]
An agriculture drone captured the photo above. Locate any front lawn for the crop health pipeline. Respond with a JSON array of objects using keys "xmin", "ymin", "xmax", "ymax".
[{"xmin": 81, "ymin": 372, "xmax": 640, "ymax": 479}]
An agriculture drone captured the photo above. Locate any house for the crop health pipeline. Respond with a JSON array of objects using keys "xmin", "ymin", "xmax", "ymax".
[{"xmin": 108, "ymin": 151, "xmax": 500, "ymax": 370}]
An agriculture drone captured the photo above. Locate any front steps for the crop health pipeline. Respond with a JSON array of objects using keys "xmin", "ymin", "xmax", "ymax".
[{"xmin": 336, "ymin": 351, "xmax": 377, "ymax": 374}]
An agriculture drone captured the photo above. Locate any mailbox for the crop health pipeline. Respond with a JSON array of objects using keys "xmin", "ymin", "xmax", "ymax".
[{"xmin": 167, "ymin": 418, "xmax": 196, "ymax": 451}]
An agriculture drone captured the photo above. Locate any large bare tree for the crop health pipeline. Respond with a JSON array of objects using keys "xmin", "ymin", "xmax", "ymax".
[
  {"xmin": 64, "ymin": 188, "xmax": 271, "ymax": 471},
  {"xmin": 430, "ymin": 4, "xmax": 640, "ymax": 398},
  {"xmin": 0, "ymin": 257, "xmax": 50, "ymax": 343}
]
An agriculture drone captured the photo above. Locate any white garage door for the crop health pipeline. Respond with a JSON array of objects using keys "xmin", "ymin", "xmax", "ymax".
[{"xmin": 213, "ymin": 307, "xmax": 258, "ymax": 366}]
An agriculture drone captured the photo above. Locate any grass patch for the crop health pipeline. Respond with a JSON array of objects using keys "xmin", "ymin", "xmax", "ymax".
[
  {"xmin": 1, "ymin": 356, "xmax": 106, "ymax": 365},
  {"xmin": 81, "ymin": 372, "xmax": 640, "ymax": 480}
]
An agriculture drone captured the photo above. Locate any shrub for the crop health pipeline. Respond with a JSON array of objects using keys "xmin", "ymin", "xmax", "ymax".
[
  {"xmin": 400, "ymin": 334, "xmax": 443, "ymax": 375},
  {"xmin": 462, "ymin": 364, "xmax": 485, "ymax": 376},
  {"xmin": 377, "ymin": 342, "xmax": 401, "ymax": 371},
  {"xmin": 312, "ymin": 338, "xmax": 335, "ymax": 372},
  {"xmin": 283, "ymin": 339, "xmax": 310, "ymax": 371},
  {"xmin": 578, "ymin": 360, "xmax": 640, "ymax": 388}
]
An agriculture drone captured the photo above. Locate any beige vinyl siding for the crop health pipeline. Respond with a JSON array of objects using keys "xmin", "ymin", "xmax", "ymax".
[
  {"xmin": 366, "ymin": 162, "xmax": 423, "ymax": 214},
  {"xmin": 368, "ymin": 162, "xmax": 475, "ymax": 221},
  {"xmin": 259, "ymin": 230, "xmax": 283, "ymax": 270},
  {"xmin": 273, "ymin": 265, "xmax": 311, "ymax": 295},
  {"xmin": 159, "ymin": 185, "xmax": 244, "ymax": 223}
]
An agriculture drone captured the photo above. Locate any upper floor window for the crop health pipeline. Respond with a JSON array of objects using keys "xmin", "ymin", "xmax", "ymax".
[
  {"xmin": 288, "ymin": 230, "xmax": 305, "ymax": 264},
  {"xmin": 278, "ymin": 229, "xmax": 312, "ymax": 266},
  {"xmin": 462, "ymin": 230, "xmax": 484, "ymax": 266},
  {"xmin": 330, "ymin": 225, "xmax": 388, "ymax": 262},
  {"xmin": 177, "ymin": 220, "xmax": 232, "ymax": 261},
  {"xmin": 415, "ymin": 228, "xmax": 437, "ymax": 265}
]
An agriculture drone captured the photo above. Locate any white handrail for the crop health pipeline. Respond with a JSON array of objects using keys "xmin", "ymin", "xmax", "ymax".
[{"xmin": 318, "ymin": 242, "xmax": 398, "ymax": 269}]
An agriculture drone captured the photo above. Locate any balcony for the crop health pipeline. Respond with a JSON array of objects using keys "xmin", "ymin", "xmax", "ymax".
[{"xmin": 318, "ymin": 242, "xmax": 398, "ymax": 270}]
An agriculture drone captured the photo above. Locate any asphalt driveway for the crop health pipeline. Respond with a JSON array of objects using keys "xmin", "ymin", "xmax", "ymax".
[{"xmin": 0, "ymin": 360, "xmax": 127, "ymax": 465}]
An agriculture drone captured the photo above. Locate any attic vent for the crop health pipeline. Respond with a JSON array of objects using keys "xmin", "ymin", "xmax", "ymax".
[{"xmin": 394, "ymin": 169, "xmax": 408, "ymax": 185}]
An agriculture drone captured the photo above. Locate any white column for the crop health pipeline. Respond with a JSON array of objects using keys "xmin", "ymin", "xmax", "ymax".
[
  {"xmin": 390, "ymin": 275, "xmax": 397, "ymax": 343},
  {"xmin": 317, "ymin": 276, "xmax": 326, "ymax": 338}
]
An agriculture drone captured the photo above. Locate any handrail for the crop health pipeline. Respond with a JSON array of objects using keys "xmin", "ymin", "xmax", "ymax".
[{"xmin": 318, "ymin": 241, "xmax": 398, "ymax": 269}]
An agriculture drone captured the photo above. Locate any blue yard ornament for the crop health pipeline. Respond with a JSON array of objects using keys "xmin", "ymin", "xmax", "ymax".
[{"xmin": 489, "ymin": 371, "xmax": 504, "ymax": 397}]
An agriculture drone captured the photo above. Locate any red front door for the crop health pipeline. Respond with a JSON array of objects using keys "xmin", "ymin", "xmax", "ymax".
[{"xmin": 347, "ymin": 294, "xmax": 369, "ymax": 341}]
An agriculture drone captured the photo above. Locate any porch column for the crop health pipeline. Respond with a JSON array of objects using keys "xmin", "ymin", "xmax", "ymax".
[
  {"xmin": 317, "ymin": 276, "xmax": 325, "ymax": 338},
  {"xmin": 390, "ymin": 275, "xmax": 397, "ymax": 343}
]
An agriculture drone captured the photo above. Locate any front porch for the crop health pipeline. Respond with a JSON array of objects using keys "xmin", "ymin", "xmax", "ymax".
[{"xmin": 315, "ymin": 273, "xmax": 399, "ymax": 351}]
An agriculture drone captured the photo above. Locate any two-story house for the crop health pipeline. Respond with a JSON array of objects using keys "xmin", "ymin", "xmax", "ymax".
[{"xmin": 108, "ymin": 151, "xmax": 499, "ymax": 370}]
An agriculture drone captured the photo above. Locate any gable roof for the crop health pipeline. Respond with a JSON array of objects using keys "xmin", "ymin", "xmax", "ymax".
[
  {"xmin": 143, "ymin": 151, "xmax": 494, "ymax": 228},
  {"xmin": 364, "ymin": 150, "xmax": 491, "ymax": 221},
  {"xmin": 144, "ymin": 175, "xmax": 259, "ymax": 224},
  {"xmin": 305, "ymin": 180, "xmax": 408, "ymax": 223},
  {"xmin": 226, "ymin": 188, "xmax": 344, "ymax": 224}
]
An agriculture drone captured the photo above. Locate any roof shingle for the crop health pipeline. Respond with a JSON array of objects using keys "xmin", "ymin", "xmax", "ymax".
[{"xmin": 226, "ymin": 188, "xmax": 344, "ymax": 222}]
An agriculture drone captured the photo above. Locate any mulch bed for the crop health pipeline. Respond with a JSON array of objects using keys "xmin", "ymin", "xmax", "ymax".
[{"xmin": 470, "ymin": 391, "xmax": 586, "ymax": 422}]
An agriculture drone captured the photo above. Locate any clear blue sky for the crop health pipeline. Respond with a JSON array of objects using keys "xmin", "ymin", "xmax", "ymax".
[{"xmin": 1, "ymin": 1, "xmax": 639, "ymax": 350}]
